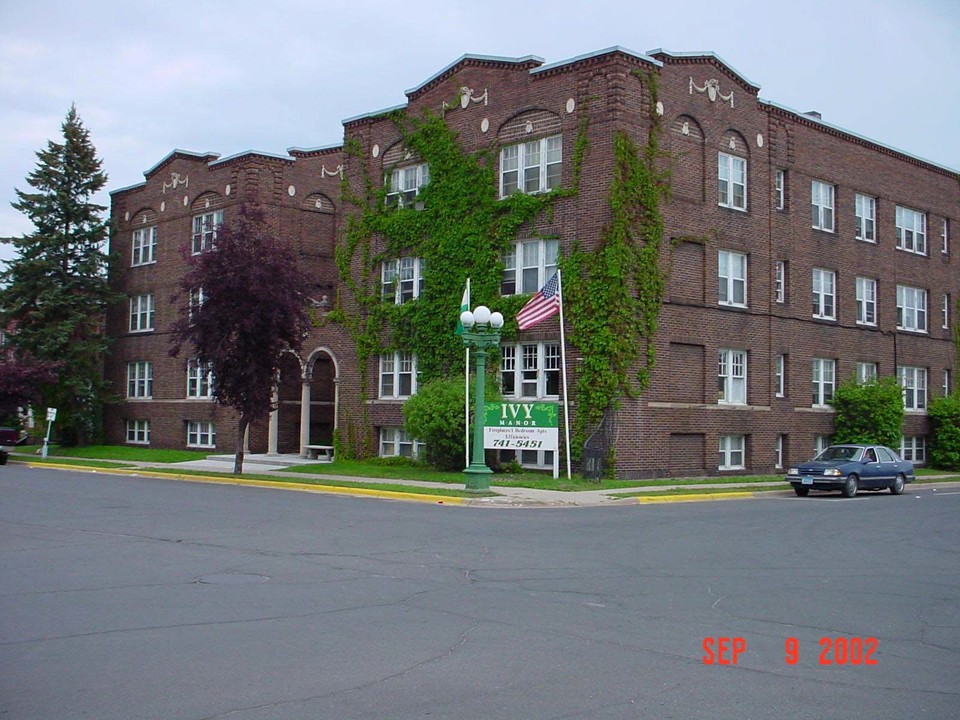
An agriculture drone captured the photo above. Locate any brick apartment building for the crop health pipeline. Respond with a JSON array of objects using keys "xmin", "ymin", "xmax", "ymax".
[{"xmin": 106, "ymin": 46, "xmax": 959, "ymax": 478}]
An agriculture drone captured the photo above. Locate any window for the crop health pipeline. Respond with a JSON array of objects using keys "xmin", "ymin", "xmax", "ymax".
[
  {"xmin": 379, "ymin": 352, "xmax": 417, "ymax": 399},
  {"xmin": 775, "ymin": 434, "xmax": 785, "ymax": 469},
  {"xmin": 191, "ymin": 210, "xmax": 222, "ymax": 254},
  {"xmin": 895, "ymin": 206, "xmax": 926, "ymax": 254},
  {"xmin": 812, "ymin": 358, "xmax": 835, "ymax": 407},
  {"xmin": 719, "ymin": 435, "xmax": 745, "ymax": 470},
  {"xmin": 943, "ymin": 219, "xmax": 950, "ymax": 255},
  {"xmin": 386, "ymin": 163, "xmax": 429, "ymax": 208},
  {"xmin": 125, "ymin": 419, "xmax": 150, "ymax": 445},
  {"xmin": 127, "ymin": 362, "xmax": 153, "ymax": 399},
  {"xmin": 188, "ymin": 287, "xmax": 206, "ymax": 322},
  {"xmin": 718, "ymin": 152, "xmax": 746, "ymax": 210},
  {"xmin": 898, "ymin": 366, "xmax": 927, "ymax": 411},
  {"xmin": 187, "ymin": 359, "xmax": 214, "ymax": 398},
  {"xmin": 718, "ymin": 349, "xmax": 747, "ymax": 404},
  {"xmin": 187, "ymin": 421, "xmax": 216, "ymax": 448},
  {"xmin": 381, "ymin": 257, "xmax": 425, "ymax": 303},
  {"xmin": 502, "ymin": 239, "xmax": 559, "ymax": 295},
  {"xmin": 943, "ymin": 369, "xmax": 952, "ymax": 397},
  {"xmin": 500, "ymin": 135, "xmax": 562, "ymax": 197},
  {"xmin": 855, "ymin": 277, "xmax": 877, "ymax": 326},
  {"xmin": 814, "ymin": 435, "xmax": 832, "ymax": 456},
  {"xmin": 775, "ymin": 169, "xmax": 786, "ymax": 211},
  {"xmin": 774, "ymin": 261, "xmax": 786, "ymax": 304},
  {"xmin": 897, "ymin": 285, "xmax": 927, "ymax": 332},
  {"xmin": 129, "ymin": 294, "xmax": 155, "ymax": 332},
  {"xmin": 501, "ymin": 343, "xmax": 560, "ymax": 399},
  {"xmin": 943, "ymin": 294, "xmax": 951, "ymax": 330},
  {"xmin": 718, "ymin": 250, "xmax": 747, "ymax": 307},
  {"xmin": 900, "ymin": 436, "xmax": 926, "ymax": 464},
  {"xmin": 812, "ymin": 268, "xmax": 836, "ymax": 320},
  {"xmin": 131, "ymin": 226, "xmax": 157, "ymax": 266},
  {"xmin": 379, "ymin": 427, "xmax": 424, "ymax": 459},
  {"xmin": 811, "ymin": 180, "xmax": 835, "ymax": 231},
  {"xmin": 854, "ymin": 194, "xmax": 876, "ymax": 242},
  {"xmin": 498, "ymin": 448, "xmax": 555, "ymax": 470},
  {"xmin": 856, "ymin": 362, "xmax": 878, "ymax": 384},
  {"xmin": 775, "ymin": 355, "xmax": 785, "ymax": 397}
]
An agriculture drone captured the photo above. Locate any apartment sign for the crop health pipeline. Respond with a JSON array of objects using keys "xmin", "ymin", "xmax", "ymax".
[{"xmin": 483, "ymin": 402, "xmax": 558, "ymax": 451}]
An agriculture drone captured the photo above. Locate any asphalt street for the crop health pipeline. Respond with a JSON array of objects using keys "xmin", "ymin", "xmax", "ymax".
[{"xmin": 1, "ymin": 464, "xmax": 958, "ymax": 719}]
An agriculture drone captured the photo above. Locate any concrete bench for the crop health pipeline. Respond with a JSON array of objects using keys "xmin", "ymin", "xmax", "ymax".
[{"xmin": 304, "ymin": 445, "xmax": 334, "ymax": 462}]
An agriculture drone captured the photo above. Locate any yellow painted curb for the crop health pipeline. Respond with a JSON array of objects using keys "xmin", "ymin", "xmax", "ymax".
[
  {"xmin": 636, "ymin": 491, "xmax": 757, "ymax": 504},
  {"xmin": 20, "ymin": 461, "xmax": 468, "ymax": 505}
]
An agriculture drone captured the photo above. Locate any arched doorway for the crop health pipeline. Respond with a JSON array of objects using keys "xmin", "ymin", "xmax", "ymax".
[{"xmin": 269, "ymin": 348, "xmax": 339, "ymax": 456}]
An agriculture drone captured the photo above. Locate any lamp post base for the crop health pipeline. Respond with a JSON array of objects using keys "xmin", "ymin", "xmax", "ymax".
[{"xmin": 463, "ymin": 463, "xmax": 493, "ymax": 493}]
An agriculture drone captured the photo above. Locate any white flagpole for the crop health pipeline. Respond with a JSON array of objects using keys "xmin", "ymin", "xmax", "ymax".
[
  {"xmin": 557, "ymin": 269, "xmax": 572, "ymax": 479},
  {"xmin": 463, "ymin": 278, "xmax": 471, "ymax": 468}
]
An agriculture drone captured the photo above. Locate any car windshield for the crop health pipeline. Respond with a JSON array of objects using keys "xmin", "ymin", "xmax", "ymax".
[{"xmin": 815, "ymin": 446, "xmax": 860, "ymax": 461}]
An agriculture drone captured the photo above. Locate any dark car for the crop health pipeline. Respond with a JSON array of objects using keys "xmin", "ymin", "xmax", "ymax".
[
  {"xmin": 785, "ymin": 444, "xmax": 915, "ymax": 498},
  {"xmin": 0, "ymin": 427, "xmax": 19, "ymax": 465}
]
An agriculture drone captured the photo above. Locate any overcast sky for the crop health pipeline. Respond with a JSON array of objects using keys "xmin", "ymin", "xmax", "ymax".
[{"xmin": 2, "ymin": 0, "xmax": 958, "ymax": 263}]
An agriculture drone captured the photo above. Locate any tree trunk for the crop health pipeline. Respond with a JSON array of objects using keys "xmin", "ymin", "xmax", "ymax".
[{"xmin": 234, "ymin": 414, "xmax": 249, "ymax": 475}]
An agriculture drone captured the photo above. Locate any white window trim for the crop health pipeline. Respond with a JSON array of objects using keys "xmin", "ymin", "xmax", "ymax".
[
  {"xmin": 500, "ymin": 342, "xmax": 561, "ymax": 400},
  {"xmin": 898, "ymin": 366, "xmax": 927, "ymax": 412},
  {"xmin": 187, "ymin": 420, "xmax": 216, "ymax": 448},
  {"xmin": 379, "ymin": 352, "xmax": 418, "ymax": 399},
  {"xmin": 854, "ymin": 193, "xmax": 876, "ymax": 243},
  {"xmin": 856, "ymin": 362, "xmax": 878, "ymax": 384},
  {"xmin": 943, "ymin": 369, "xmax": 952, "ymax": 397},
  {"xmin": 719, "ymin": 435, "xmax": 745, "ymax": 470},
  {"xmin": 900, "ymin": 436, "xmax": 926, "ymax": 464},
  {"xmin": 187, "ymin": 359, "xmax": 215, "ymax": 399},
  {"xmin": 381, "ymin": 257, "xmax": 426, "ymax": 304},
  {"xmin": 718, "ymin": 349, "xmax": 747, "ymax": 405},
  {"xmin": 855, "ymin": 277, "xmax": 877, "ymax": 326},
  {"xmin": 500, "ymin": 135, "xmax": 562, "ymax": 197},
  {"xmin": 774, "ymin": 169, "xmax": 785, "ymax": 211},
  {"xmin": 814, "ymin": 435, "xmax": 832, "ymax": 456},
  {"xmin": 129, "ymin": 294, "xmax": 155, "ymax": 333},
  {"xmin": 718, "ymin": 250, "xmax": 747, "ymax": 308},
  {"xmin": 897, "ymin": 285, "xmax": 928, "ymax": 333},
  {"xmin": 379, "ymin": 427, "xmax": 425, "ymax": 459},
  {"xmin": 775, "ymin": 434, "xmax": 784, "ymax": 469},
  {"xmin": 718, "ymin": 152, "xmax": 747, "ymax": 211},
  {"xmin": 126, "ymin": 362, "xmax": 153, "ymax": 399},
  {"xmin": 811, "ymin": 180, "xmax": 835, "ymax": 232},
  {"xmin": 942, "ymin": 219, "xmax": 950, "ymax": 255},
  {"xmin": 775, "ymin": 355, "xmax": 785, "ymax": 398},
  {"xmin": 192, "ymin": 210, "xmax": 223, "ymax": 255},
  {"xmin": 943, "ymin": 294, "xmax": 951, "ymax": 330},
  {"xmin": 774, "ymin": 261, "xmax": 786, "ymax": 304},
  {"xmin": 502, "ymin": 239, "xmax": 559, "ymax": 296},
  {"xmin": 385, "ymin": 163, "xmax": 429, "ymax": 208},
  {"xmin": 812, "ymin": 358, "xmax": 835, "ymax": 408},
  {"xmin": 125, "ymin": 419, "xmax": 150, "ymax": 445},
  {"xmin": 896, "ymin": 205, "xmax": 927, "ymax": 255},
  {"xmin": 812, "ymin": 268, "xmax": 836, "ymax": 320},
  {"xmin": 131, "ymin": 226, "xmax": 157, "ymax": 266}
]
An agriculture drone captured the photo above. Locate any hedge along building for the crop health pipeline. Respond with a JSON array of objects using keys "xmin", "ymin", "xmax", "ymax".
[{"xmin": 106, "ymin": 47, "xmax": 959, "ymax": 478}]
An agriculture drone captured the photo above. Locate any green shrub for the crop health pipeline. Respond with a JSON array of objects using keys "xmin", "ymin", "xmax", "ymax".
[
  {"xmin": 929, "ymin": 393, "xmax": 960, "ymax": 470},
  {"xmin": 830, "ymin": 376, "xmax": 904, "ymax": 448}
]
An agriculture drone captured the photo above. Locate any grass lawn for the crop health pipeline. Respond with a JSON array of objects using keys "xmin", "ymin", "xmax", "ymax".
[{"xmin": 41, "ymin": 445, "xmax": 212, "ymax": 463}]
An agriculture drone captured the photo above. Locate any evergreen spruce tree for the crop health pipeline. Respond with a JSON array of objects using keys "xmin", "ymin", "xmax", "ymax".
[{"xmin": 0, "ymin": 105, "xmax": 118, "ymax": 445}]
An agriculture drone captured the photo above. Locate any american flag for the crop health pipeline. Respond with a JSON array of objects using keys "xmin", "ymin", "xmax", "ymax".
[{"xmin": 516, "ymin": 272, "xmax": 560, "ymax": 330}]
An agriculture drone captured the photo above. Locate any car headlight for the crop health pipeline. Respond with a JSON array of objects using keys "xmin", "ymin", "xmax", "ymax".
[
  {"xmin": 823, "ymin": 468, "xmax": 842, "ymax": 476},
  {"xmin": 788, "ymin": 468, "xmax": 798, "ymax": 475}
]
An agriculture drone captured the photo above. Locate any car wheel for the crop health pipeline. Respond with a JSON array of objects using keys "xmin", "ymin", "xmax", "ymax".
[
  {"xmin": 793, "ymin": 486, "xmax": 810, "ymax": 497},
  {"xmin": 890, "ymin": 473, "xmax": 905, "ymax": 495},
  {"xmin": 841, "ymin": 474, "xmax": 859, "ymax": 498}
]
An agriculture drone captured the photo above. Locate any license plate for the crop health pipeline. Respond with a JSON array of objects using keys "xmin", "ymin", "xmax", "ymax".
[{"xmin": 801, "ymin": 476, "xmax": 813, "ymax": 485}]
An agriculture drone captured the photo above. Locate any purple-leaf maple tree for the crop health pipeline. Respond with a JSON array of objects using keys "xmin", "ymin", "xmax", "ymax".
[
  {"xmin": 0, "ymin": 352, "xmax": 60, "ymax": 423},
  {"xmin": 170, "ymin": 204, "xmax": 314, "ymax": 474}
]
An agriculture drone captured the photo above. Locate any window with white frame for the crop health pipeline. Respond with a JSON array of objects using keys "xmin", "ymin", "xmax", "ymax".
[
  {"xmin": 775, "ymin": 434, "xmax": 785, "ymax": 469},
  {"xmin": 385, "ymin": 163, "xmax": 429, "ymax": 208},
  {"xmin": 811, "ymin": 180, "xmax": 835, "ymax": 231},
  {"xmin": 127, "ymin": 362, "xmax": 153, "ymax": 399},
  {"xmin": 854, "ymin": 194, "xmax": 876, "ymax": 242},
  {"xmin": 379, "ymin": 352, "xmax": 417, "ymax": 399},
  {"xmin": 129, "ymin": 294, "xmax": 155, "ymax": 332},
  {"xmin": 898, "ymin": 366, "xmax": 927, "ymax": 411},
  {"xmin": 500, "ymin": 343, "xmax": 560, "ymax": 399},
  {"xmin": 943, "ymin": 369, "xmax": 951, "ymax": 397},
  {"xmin": 188, "ymin": 286, "xmax": 206, "ymax": 322},
  {"xmin": 775, "ymin": 169, "xmax": 786, "ymax": 211},
  {"xmin": 500, "ymin": 135, "xmax": 562, "ymax": 197},
  {"xmin": 125, "ymin": 419, "xmax": 150, "ymax": 445},
  {"xmin": 900, "ymin": 436, "xmax": 926, "ymax": 463},
  {"xmin": 719, "ymin": 435, "xmax": 745, "ymax": 470},
  {"xmin": 775, "ymin": 354, "xmax": 785, "ymax": 397},
  {"xmin": 812, "ymin": 358, "xmax": 835, "ymax": 407},
  {"xmin": 855, "ymin": 277, "xmax": 877, "ymax": 326},
  {"xmin": 381, "ymin": 257, "xmax": 425, "ymax": 303},
  {"xmin": 718, "ymin": 250, "xmax": 747, "ymax": 307},
  {"xmin": 943, "ymin": 219, "xmax": 950, "ymax": 255},
  {"xmin": 499, "ymin": 447, "xmax": 556, "ymax": 470},
  {"xmin": 187, "ymin": 420, "xmax": 216, "ymax": 448},
  {"xmin": 812, "ymin": 268, "xmax": 836, "ymax": 319},
  {"xmin": 943, "ymin": 294, "xmax": 951, "ymax": 330},
  {"xmin": 187, "ymin": 359, "xmax": 215, "ymax": 398},
  {"xmin": 192, "ymin": 210, "xmax": 222, "ymax": 254},
  {"xmin": 895, "ymin": 206, "xmax": 926, "ymax": 255},
  {"xmin": 897, "ymin": 285, "xmax": 927, "ymax": 332},
  {"xmin": 502, "ymin": 239, "xmax": 559, "ymax": 295},
  {"xmin": 717, "ymin": 349, "xmax": 747, "ymax": 404},
  {"xmin": 856, "ymin": 362, "xmax": 878, "ymax": 384},
  {"xmin": 718, "ymin": 152, "xmax": 746, "ymax": 210},
  {"xmin": 774, "ymin": 261, "xmax": 786, "ymax": 303},
  {"xmin": 379, "ymin": 427, "xmax": 424, "ymax": 458},
  {"xmin": 814, "ymin": 434, "xmax": 832, "ymax": 456},
  {"xmin": 131, "ymin": 226, "xmax": 157, "ymax": 266}
]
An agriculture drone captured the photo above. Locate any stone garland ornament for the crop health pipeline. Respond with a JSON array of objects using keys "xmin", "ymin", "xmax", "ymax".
[
  {"xmin": 162, "ymin": 172, "xmax": 189, "ymax": 193},
  {"xmin": 321, "ymin": 165, "xmax": 344, "ymax": 178},
  {"xmin": 443, "ymin": 87, "xmax": 489, "ymax": 111},
  {"xmin": 689, "ymin": 77, "xmax": 734, "ymax": 108}
]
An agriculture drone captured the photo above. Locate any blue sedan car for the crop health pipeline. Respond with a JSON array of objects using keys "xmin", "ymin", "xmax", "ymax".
[{"xmin": 786, "ymin": 444, "xmax": 915, "ymax": 498}]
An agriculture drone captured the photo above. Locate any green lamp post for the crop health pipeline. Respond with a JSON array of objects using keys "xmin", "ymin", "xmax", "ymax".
[{"xmin": 459, "ymin": 304, "xmax": 504, "ymax": 492}]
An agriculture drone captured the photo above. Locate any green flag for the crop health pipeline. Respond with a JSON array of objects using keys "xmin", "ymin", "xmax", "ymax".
[{"xmin": 455, "ymin": 278, "xmax": 470, "ymax": 334}]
